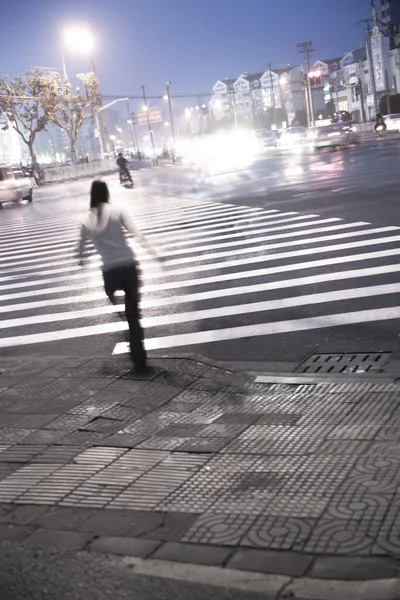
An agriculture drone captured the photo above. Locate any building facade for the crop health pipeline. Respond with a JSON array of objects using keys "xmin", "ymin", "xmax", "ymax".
[
  {"xmin": 210, "ymin": 66, "xmax": 315, "ymax": 127},
  {"xmin": 380, "ymin": 0, "xmax": 400, "ymax": 27}
]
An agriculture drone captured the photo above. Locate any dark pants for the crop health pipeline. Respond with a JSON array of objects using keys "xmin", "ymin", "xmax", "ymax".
[{"xmin": 103, "ymin": 263, "xmax": 146, "ymax": 367}]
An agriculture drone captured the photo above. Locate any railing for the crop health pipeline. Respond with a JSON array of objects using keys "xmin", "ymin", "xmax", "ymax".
[{"xmin": 42, "ymin": 159, "xmax": 116, "ymax": 184}]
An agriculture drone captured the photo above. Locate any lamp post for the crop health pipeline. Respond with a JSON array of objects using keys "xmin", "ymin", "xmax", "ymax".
[
  {"xmin": 94, "ymin": 98, "xmax": 129, "ymax": 156},
  {"xmin": 163, "ymin": 81, "xmax": 176, "ymax": 145},
  {"xmin": 62, "ymin": 25, "xmax": 111, "ymax": 155}
]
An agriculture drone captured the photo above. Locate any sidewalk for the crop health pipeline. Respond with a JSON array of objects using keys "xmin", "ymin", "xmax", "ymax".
[{"xmin": 0, "ymin": 354, "xmax": 400, "ymax": 599}]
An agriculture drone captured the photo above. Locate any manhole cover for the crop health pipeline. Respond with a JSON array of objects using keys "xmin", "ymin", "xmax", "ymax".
[{"xmin": 295, "ymin": 352, "xmax": 392, "ymax": 374}]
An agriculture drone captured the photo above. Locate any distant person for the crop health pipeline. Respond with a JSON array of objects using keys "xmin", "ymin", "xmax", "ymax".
[
  {"xmin": 27, "ymin": 165, "xmax": 38, "ymax": 188},
  {"xmin": 76, "ymin": 180, "xmax": 159, "ymax": 371},
  {"xmin": 116, "ymin": 152, "xmax": 133, "ymax": 184},
  {"xmin": 375, "ymin": 113, "xmax": 386, "ymax": 132}
]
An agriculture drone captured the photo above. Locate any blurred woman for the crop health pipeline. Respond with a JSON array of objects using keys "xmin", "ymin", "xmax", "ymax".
[{"xmin": 76, "ymin": 180, "xmax": 158, "ymax": 372}]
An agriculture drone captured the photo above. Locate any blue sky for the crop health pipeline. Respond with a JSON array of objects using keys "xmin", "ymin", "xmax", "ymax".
[{"xmin": 3, "ymin": 0, "xmax": 370, "ymax": 101}]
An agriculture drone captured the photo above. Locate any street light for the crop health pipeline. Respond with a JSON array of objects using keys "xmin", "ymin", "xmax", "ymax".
[
  {"xmin": 61, "ymin": 25, "xmax": 113, "ymax": 156},
  {"xmin": 94, "ymin": 97, "xmax": 128, "ymax": 156}
]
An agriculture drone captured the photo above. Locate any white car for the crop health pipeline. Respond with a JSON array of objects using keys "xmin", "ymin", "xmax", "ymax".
[
  {"xmin": 279, "ymin": 126, "xmax": 308, "ymax": 147},
  {"xmin": 383, "ymin": 114, "xmax": 400, "ymax": 132},
  {"xmin": 314, "ymin": 123, "xmax": 359, "ymax": 149},
  {"xmin": 253, "ymin": 129, "xmax": 277, "ymax": 147},
  {"xmin": 0, "ymin": 165, "xmax": 32, "ymax": 208}
]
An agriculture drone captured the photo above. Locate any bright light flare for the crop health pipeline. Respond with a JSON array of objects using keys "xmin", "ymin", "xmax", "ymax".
[
  {"xmin": 182, "ymin": 130, "xmax": 260, "ymax": 172},
  {"xmin": 63, "ymin": 26, "xmax": 95, "ymax": 54}
]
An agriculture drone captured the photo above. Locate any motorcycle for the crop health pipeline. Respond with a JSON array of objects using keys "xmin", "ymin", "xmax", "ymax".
[{"xmin": 119, "ymin": 170, "xmax": 134, "ymax": 188}]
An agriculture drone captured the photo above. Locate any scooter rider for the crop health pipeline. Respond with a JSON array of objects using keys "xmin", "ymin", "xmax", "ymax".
[
  {"xmin": 116, "ymin": 153, "xmax": 133, "ymax": 184},
  {"xmin": 375, "ymin": 113, "xmax": 387, "ymax": 132}
]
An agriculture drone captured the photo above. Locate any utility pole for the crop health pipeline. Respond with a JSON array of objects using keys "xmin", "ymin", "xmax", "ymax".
[
  {"xmin": 197, "ymin": 95, "xmax": 204, "ymax": 134},
  {"xmin": 268, "ymin": 63, "xmax": 277, "ymax": 128},
  {"xmin": 360, "ymin": 19, "xmax": 379, "ymax": 116},
  {"xmin": 141, "ymin": 85, "xmax": 155, "ymax": 151},
  {"xmin": 385, "ymin": 70, "xmax": 391, "ymax": 114},
  {"xmin": 231, "ymin": 89, "xmax": 238, "ymax": 128},
  {"xmin": 165, "ymin": 82, "xmax": 176, "ymax": 145},
  {"xmin": 126, "ymin": 102, "xmax": 137, "ymax": 150},
  {"xmin": 358, "ymin": 76, "xmax": 367, "ymax": 123},
  {"xmin": 91, "ymin": 58, "xmax": 110, "ymax": 155},
  {"xmin": 298, "ymin": 41, "xmax": 315, "ymax": 127}
]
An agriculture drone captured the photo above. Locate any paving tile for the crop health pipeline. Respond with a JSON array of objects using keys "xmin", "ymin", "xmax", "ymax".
[
  {"xmin": 90, "ymin": 536, "xmax": 160, "ymax": 557},
  {"xmin": 31, "ymin": 507, "xmax": 96, "ymax": 531},
  {"xmin": 12, "ymin": 415, "xmax": 59, "ymax": 429},
  {"xmin": 0, "ymin": 445, "xmax": 48, "ymax": 463},
  {"xmin": 0, "ymin": 523, "xmax": 35, "ymax": 542},
  {"xmin": 228, "ymin": 548, "xmax": 313, "ymax": 577},
  {"xmin": 309, "ymin": 556, "xmax": 400, "ymax": 580},
  {"xmin": 0, "ymin": 429, "xmax": 36, "ymax": 444},
  {"xmin": 19, "ymin": 429, "xmax": 68, "ymax": 445},
  {"xmin": 25, "ymin": 529, "xmax": 93, "ymax": 551},
  {"xmin": 140, "ymin": 512, "xmax": 199, "ymax": 542},
  {"xmin": 78, "ymin": 509, "xmax": 164, "ymax": 537},
  {"xmin": 31, "ymin": 446, "xmax": 85, "ymax": 464},
  {"xmin": 73, "ymin": 447, "xmax": 128, "ymax": 466},
  {"xmin": 152, "ymin": 542, "xmax": 231, "ymax": 566},
  {"xmin": 182, "ymin": 513, "xmax": 256, "ymax": 546},
  {"xmin": 0, "ymin": 504, "xmax": 50, "ymax": 525}
]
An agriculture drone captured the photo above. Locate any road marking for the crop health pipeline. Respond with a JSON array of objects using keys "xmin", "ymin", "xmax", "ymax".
[
  {"xmin": 3, "ymin": 281, "xmax": 400, "ymax": 333},
  {"xmin": 164, "ymin": 226, "xmax": 399, "ymax": 266},
  {"xmin": 2, "ymin": 261, "xmax": 400, "ymax": 315},
  {"xmin": 160, "ymin": 222, "xmax": 370, "ymax": 256},
  {"xmin": 2, "ymin": 303, "xmax": 400, "ymax": 351},
  {"xmin": 118, "ymin": 304, "xmax": 400, "ymax": 352},
  {"xmin": 2, "ymin": 246, "xmax": 400, "ymax": 300},
  {"xmin": 153, "ymin": 234, "xmax": 400, "ymax": 279}
]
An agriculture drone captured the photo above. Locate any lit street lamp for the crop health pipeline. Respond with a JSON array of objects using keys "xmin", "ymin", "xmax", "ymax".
[{"xmin": 61, "ymin": 25, "xmax": 112, "ymax": 155}]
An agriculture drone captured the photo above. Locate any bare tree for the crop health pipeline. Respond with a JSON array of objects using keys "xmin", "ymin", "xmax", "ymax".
[
  {"xmin": 50, "ymin": 72, "xmax": 101, "ymax": 164},
  {"xmin": 0, "ymin": 69, "xmax": 59, "ymax": 168}
]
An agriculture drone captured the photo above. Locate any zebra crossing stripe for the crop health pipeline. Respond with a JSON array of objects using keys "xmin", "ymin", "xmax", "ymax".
[
  {"xmin": 2, "ymin": 261, "xmax": 400, "ymax": 315},
  {"xmin": 1, "ymin": 281, "xmax": 400, "ymax": 333},
  {"xmin": 2, "ymin": 246, "xmax": 400, "ymax": 301},
  {"xmin": 0, "ymin": 302, "xmax": 398, "ymax": 351}
]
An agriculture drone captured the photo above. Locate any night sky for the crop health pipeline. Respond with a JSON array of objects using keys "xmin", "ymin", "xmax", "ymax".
[{"xmin": 3, "ymin": 0, "xmax": 370, "ymax": 103}]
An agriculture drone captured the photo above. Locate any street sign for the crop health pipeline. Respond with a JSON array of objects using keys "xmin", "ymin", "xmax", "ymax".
[{"xmin": 136, "ymin": 108, "xmax": 162, "ymax": 125}]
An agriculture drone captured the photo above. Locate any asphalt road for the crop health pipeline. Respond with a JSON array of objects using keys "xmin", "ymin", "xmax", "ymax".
[
  {"xmin": 0, "ymin": 542, "xmax": 272, "ymax": 600},
  {"xmin": 1, "ymin": 135, "xmax": 400, "ymax": 366}
]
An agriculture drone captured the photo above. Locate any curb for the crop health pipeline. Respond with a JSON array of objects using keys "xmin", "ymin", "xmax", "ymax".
[{"xmin": 74, "ymin": 554, "xmax": 400, "ymax": 600}]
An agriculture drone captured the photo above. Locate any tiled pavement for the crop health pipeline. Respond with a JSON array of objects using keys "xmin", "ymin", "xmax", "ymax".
[{"xmin": 1, "ymin": 355, "xmax": 400, "ymax": 581}]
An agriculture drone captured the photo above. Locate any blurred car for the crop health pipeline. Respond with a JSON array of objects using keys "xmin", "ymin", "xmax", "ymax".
[
  {"xmin": 253, "ymin": 129, "xmax": 277, "ymax": 147},
  {"xmin": 278, "ymin": 126, "xmax": 308, "ymax": 147},
  {"xmin": 0, "ymin": 165, "xmax": 32, "ymax": 208},
  {"xmin": 383, "ymin": 113, "xmax": 400, "ymax": 132},
  {"xmin": 314, "ymin": 123, "xmax": 359, "ymax": 150}
]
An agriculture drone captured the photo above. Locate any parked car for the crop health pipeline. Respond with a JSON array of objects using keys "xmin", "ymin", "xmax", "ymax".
[
  {"xmin": 314, "ymin": 123, "xmax": 359, "ymax": 150},
  {"xmin": 382, "ymin": 113, "xmax": 400, "ymax": 132},
  {"xmin": 278, "ymin": 126, "xmax": 308, "ymax": 147},
  {"xmin": 0, "ymin": 165, "xmax": 32, "ymax": 208},
  {"xmin": 253, "ymin": 129, "xmax": 277, "ymax": 147}
]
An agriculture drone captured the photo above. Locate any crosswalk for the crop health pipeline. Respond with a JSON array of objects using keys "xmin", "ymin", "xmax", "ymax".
[{"xmin": 0, "ymin": 194, "xmax": 400, "ymax": 357}]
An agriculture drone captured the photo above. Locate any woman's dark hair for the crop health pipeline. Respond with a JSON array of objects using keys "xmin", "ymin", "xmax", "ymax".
[{"xmin": 90, "ymin": 180, "xmax": 110, "ymax": 209}]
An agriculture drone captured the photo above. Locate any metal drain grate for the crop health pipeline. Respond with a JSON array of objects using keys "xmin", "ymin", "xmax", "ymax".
[{"xmin": 295, "ymin": 352, "xmax": 392, "ymax": 374}]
